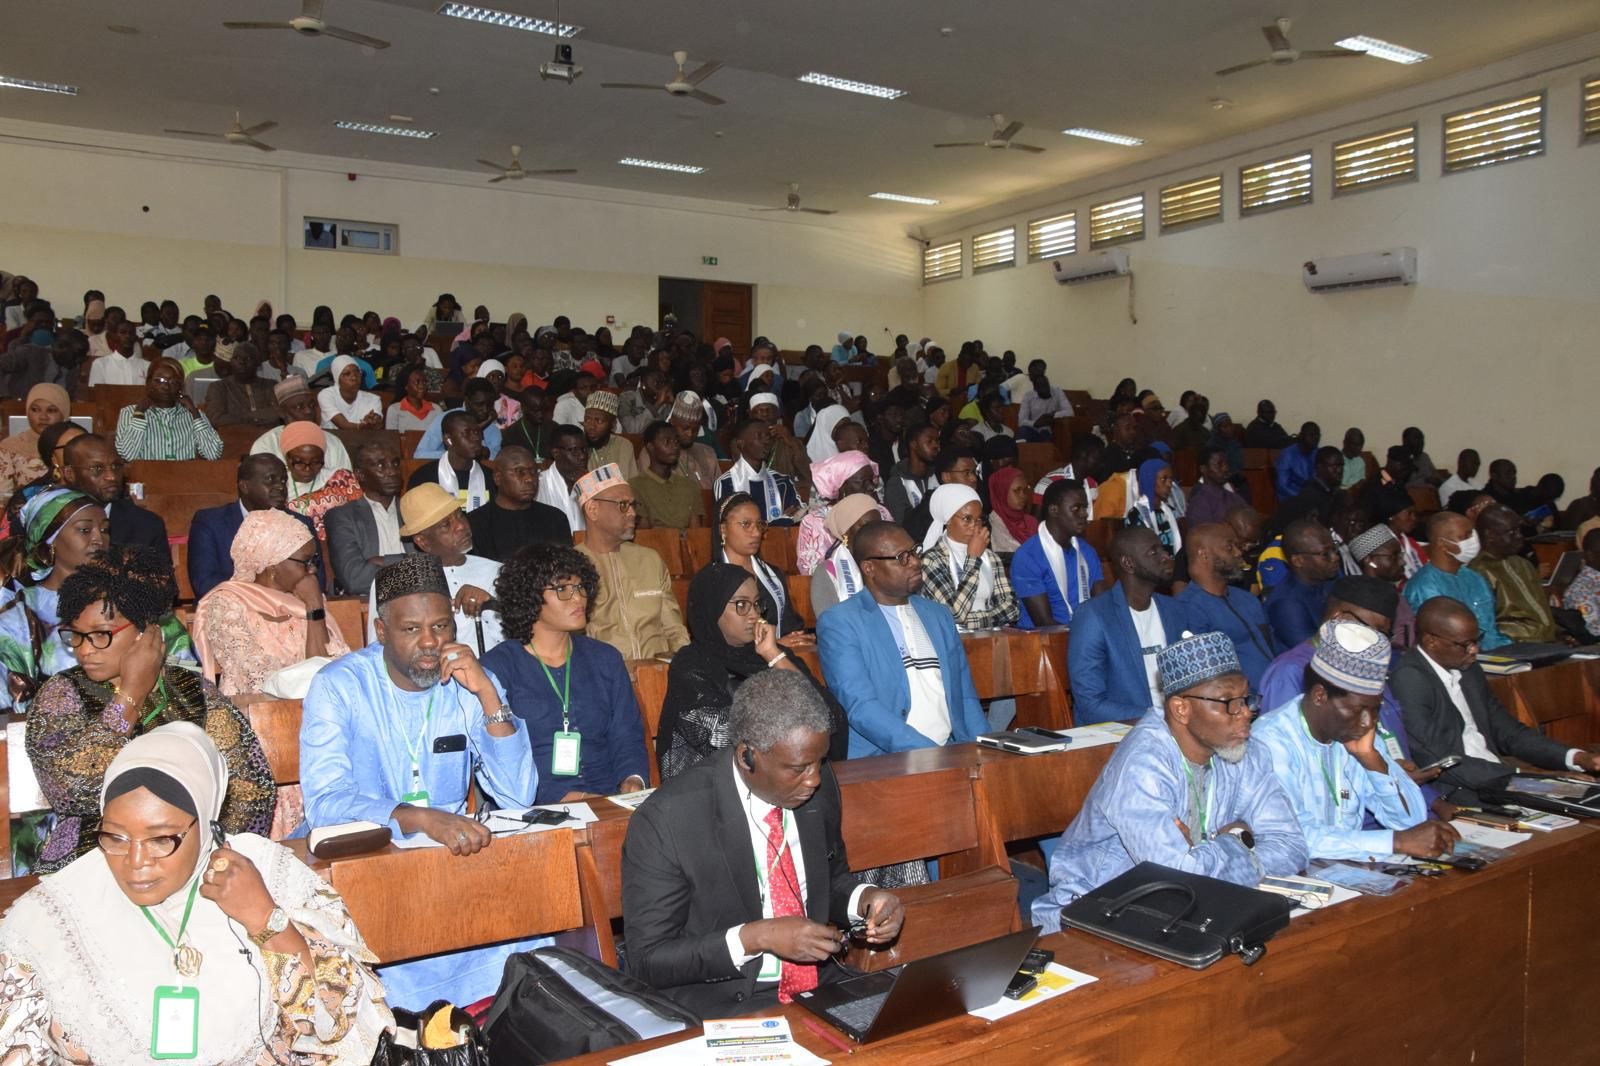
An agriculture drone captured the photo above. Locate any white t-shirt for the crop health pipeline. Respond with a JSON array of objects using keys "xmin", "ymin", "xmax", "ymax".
[
  {"xmin": 317, "ymin": 388, "xmax": 382, "ymax": 428},
  {"xmin": 88, "ymin": 352, "xmax": 151, "ymax": 386},
  {"xmin": 293, "ymin": 348, "xmax": 330, "ymax": 378},
  {"xmin": 1129, "ymin": 602, "xmax": 1168, "ymax": 712}
]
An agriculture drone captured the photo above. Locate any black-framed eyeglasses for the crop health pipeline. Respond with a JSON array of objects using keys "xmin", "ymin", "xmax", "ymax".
[
  {"xmin": 728, "ymin": 597, "xmax": 758, "ymax": 617},
  {"xmin": 862, "ymin": 548, "xmax": 922, "ymax": 566},
  {"xmin": 591, "ymin": 497, "xmax": 637, "ymax": 514},
  {"xmin": 60, "ymin": 622, "xmax": 134, "ymax": 650},
  {"xmin": 284, "ymin": 552, "xmax": 317, "ymax": 571},
  {"xmin": 97, "ymin": 819, "xmax": 197, "ymax": 859},
  {"xmin": 1184, "ymin": 693, "xmax": 1261, "ymax": 719},
  {"xmin": 1438, "ymin": 631, "xmax": 1484, "ymax": 652},
  {"xmin": 545, "ymin": 581, "xmax": 590, "ymax": 601}
]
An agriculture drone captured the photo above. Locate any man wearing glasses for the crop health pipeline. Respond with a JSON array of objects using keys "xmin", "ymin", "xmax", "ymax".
[
  {"xmin": 575, "ymin": 464, "xmax": 689, "ymax": 660},
  {"xmin": 1254, "ymin": 620, "xmax": 1455, "ymax": 862},
  {"xmin": 1032, "ymin": 631, "xmax": 1307, "ymax": 933},
  {"xmin": 1264, "ymin": 519, "xmax": 1341, "ymax": 649}
]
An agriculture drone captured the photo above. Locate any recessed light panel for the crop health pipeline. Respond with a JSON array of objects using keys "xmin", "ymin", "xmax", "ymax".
[
  {"xmin": 435, "ymin": 2, "xmax": 582, "ymax": 36},
  {"xmin": 796, "ymin": 72, "xmax": 907, "ymax": 100},
  {"xmin": 1061, "ymin": 128, "xmax": 1144, "ymax": 147},
  {"xmin": 1334, "ymin": 35, "xmax": 1429, "ymax": 64},
  {"xmin": 335, "ymin": 121, "xmax": 438, "ymax": 138},
  {"xmin": 869, "ymin": 192, "xmax": 940, "ymax": 205},
  {"xmin": 619, "ymin": 157, "xmax": 705, "ymax": 174},
  {"xmin": 0, "ymin": 75, "xmax": 78, "ymax": 96}
]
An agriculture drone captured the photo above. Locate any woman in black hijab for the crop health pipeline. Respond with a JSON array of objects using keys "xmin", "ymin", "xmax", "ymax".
[{"xmin": 656, "ymin": 563, "xmax": 845, "ymax": 779}]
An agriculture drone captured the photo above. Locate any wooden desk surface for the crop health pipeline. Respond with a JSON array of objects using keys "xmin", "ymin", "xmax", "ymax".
[{"xmin": 563, "ymin": 823, "xmax": 1600, "ymax": 1065}]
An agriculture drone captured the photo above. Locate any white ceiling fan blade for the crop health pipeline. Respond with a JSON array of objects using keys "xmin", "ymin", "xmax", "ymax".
[
  {"xmin": 488, "ymin": 174, "xmax": 508, "ymax": 183},
  {"xmin": 1262, "ymin": 23, "xmax": 1292, "ymax": 52},
  {"xmin": 242, "ymin": 137, "xmax": 276, "ymax": 152},
  {"xmin": 476, "ymin": 158, "xmax": 510, "ymax": 171},
  {"xmin": 685, "ymin": 60, "xmax": 722, "ymax": 85},
  {"xmin": 750, "ymin": 206, "xmax": 788, "ymax": 212},
  {"xmin": 799, "ymin": 207, "xmax": 838, "ymax": 215},
  {"xmin": 689, "ymin": 90, "xmax": 725, "ymax": 106},
  {"xmin": 524, "ymin": 168, "xmax": 578, "ymax": 175},
  {"xmin": 1299, "ymin": 49, "xmax": 1365, "ymax": 59},
  {"xmin": 164, "ymin": 129, "xmax": 225, "ymax": 139},
  {"xmin": 996, "ymin": 120, "xmax": 1024, "ymax": 142},
  {"xmin": 222, "ymin": 21, "xmax": 295, "ymax": 30},
  {"xmin": 319, "ymin": 25, "xmax": 391, "ymax": 48},
  {"xmin": 241, "ymin": 120, "xmax": 278, "ymax": 137},
  {"xmin": 1215, "ymin": 58, "xmax": 1271, "ymax": 76},
  {"xmin": 1007, "ymin": 142, "xmax": 1047, "ymax": 154},
  {"xmin": 932, "ymin": 141, "xmax": 985, "ymax": 149},
  {"xmin": 600, "ymin": 82, "xmax": 664, "ymax": 91}
]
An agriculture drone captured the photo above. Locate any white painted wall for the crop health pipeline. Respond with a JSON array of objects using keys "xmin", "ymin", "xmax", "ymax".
[{"xmin": 920, "ymin": 51, "xmax": 1600, "ymax": 497}]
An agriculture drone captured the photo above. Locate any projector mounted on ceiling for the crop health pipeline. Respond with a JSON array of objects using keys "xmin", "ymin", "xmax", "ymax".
[{"xmin": 538, "ymin": 0, "xmax": 582, "ymax": 82}]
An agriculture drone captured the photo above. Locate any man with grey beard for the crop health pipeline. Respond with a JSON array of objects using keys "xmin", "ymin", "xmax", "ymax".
[{"xmin": 1031, "ymin": 631, "xmax": 1308, "ymax": 933}]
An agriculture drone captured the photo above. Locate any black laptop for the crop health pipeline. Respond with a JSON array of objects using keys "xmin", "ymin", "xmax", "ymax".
[
  {"xmin": 1485, "ymin": 774, "xmax": 1600, "ymax": 819},
  {"xmin": 796, "ymin": 927, "xmax": 1039, "ymax": 1043}
]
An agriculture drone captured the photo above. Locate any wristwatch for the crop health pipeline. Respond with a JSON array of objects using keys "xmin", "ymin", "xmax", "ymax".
[
  {"xmin": 250, "ymin": 907, "xmax": 290, "ymax": 949},
  {"xmin": 484, "ymin": 705, "xmax": 517, "ymax": 726},
  {"xmin": 305, "ymin": 608, "xmax": 326, "ymax": 621},
  {"xmin": 1224, "ymin": 826, "xmax": 1256, "ymax": 850}
]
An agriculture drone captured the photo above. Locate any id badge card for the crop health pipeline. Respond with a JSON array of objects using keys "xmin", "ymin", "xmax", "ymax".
[
  {"xmin": 757, "ymin": 952, "xmax": 781, "ymax": 983},
  {"xmin": 552, "ymin": 731, "xmax": 582, "ymax": 776},
  {"xmin": 400, "ymin": 789, "xmax": 432, "ymax": 809},
  {"xmin": 151, "ymin": 985, "xmax": 199, "ymax": 1059},
  {"xmin": 1378, "ymin": 727, "xmax": 1404, "ymax": 763}
]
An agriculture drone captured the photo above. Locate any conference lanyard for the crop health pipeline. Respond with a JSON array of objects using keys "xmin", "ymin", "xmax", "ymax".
[
  {"xmin": 140, "ymin": 876, "xmax": 200, "ymax": 979},
  {"xmin": 400, "ymin": 686, "xmax": 438, "ymax": 798},
  {"xmin": 143, "ymin": 877, "xmax": 203, "ymax": 1058},
  {"xmin": 1300, "ymin": 709, "xmax": 1345, "ymax": 811},
  {"xmin": 536, "ymin": 643, "xmax": 573, "ymax": 734},
  {"xmin": 539, "ymin": 642, "xmax": 583, "ymax": 776},
  {"xmin": 1179, "ymin": 755, "xmax": 1214, "ymax": 840}
]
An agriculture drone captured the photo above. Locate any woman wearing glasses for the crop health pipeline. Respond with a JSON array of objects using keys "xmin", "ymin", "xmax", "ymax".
[
  {"xmin": 25, "ymin": 546, "xmax": 275, "ymax": 873},
  {"xmin": 657, "ymin": 563, "xmax": 846, "ymax": 780},
  {"xmin": 712, "ymin": 492, "xmax": 808, "ymax": 643},
  {"xmin": 482, "ymin": 542, "xmax": 650, "ymax": 803},
  {"xmin": 193, "ymin": 509, "xmax": 352, "ymax": 697},
  {"xmin": 0, "ymin": 722, "xmax": 390, "ymax": 1063}
]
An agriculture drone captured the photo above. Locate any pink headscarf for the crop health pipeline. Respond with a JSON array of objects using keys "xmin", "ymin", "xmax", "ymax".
[
  {"xmin": 279, "ymin": 421, "xmax": 326, "ymax": 455},
  {"xmin": 230, "ymin": 508, "xmax": 313, "ymax": 580},
  {"xmin": 809, "ymin": 450, "xmax": 878, "ymax": 502}
]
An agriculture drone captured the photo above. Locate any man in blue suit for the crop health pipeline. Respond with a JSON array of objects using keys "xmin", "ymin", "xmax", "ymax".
[
  {"xmin": 1069, "ymin": 526, "xmax": 1192, "ymax": 725},
  {"xmin": 187, "ymin": 454, "xmax": 315, "ymax": 599},
  {"xmin": 817, "ymin": 521, "xmax": 987, "ymax": 757}
]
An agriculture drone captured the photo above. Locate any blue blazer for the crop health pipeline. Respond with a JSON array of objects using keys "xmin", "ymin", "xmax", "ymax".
[
  {"xmin": 1067, "ymin": 582, "xmax": 1191, "ymax": 725},
  {"xmin": 187, "ymin": 503, "xmax": 318, "ymax": 601},
  {"xmin": 816, "ymin": 589, "xmax": 987, "ymax": 758}
]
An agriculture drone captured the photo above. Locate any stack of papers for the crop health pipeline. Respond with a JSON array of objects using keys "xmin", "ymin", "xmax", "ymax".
[
  {"xmin": 609, "ymin": 789, "xmax": 657, "ymax": 811},
  {"xmin": 1450, "ymin": 820, "xmax": 1531, "ymax": 849},
  {"xmin": 391, "ymin": 804, "xmax": 598, "ymax": 849},
  {"xmin": 969, "ymin": 962, "xmax": 1099, "ymax": 1021},
  {"xmin": 1058, "ymin": 722, "xmax": 1132, "ymax": 751},
  {"xmin": 610, "ymin": 1017, "xmax": 828, "ymax": 1066}
]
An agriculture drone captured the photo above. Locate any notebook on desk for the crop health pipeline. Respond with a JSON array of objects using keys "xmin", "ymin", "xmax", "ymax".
[{"xmin": 1477, "ymin": 642, "xmax": 1573, "ymax": 667}]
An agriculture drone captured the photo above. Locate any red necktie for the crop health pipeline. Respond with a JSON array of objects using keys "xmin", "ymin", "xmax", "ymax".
[{"xmin": 764, "ymin": 807, "xmax": 817, "ymax": 1002}]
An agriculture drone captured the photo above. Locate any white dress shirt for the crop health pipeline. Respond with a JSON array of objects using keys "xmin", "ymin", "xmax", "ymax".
[
  {"xmin": 88, "ymin": 351, "xmax": 151, "ymax": 386},
  {"xmin": 367, "ymin": 496, "xmax": 403, "ymax": 556},
  {"xmin": 366, "ymin": 553, "xmax": 503, "ymax": 653},
  {"xmin": 1419, "ymin": 649, "xmax": 1582, "ymax": 769},
  {"xmin": 536, "ymin": 464, "xmax": 584, "ymax": 531}
]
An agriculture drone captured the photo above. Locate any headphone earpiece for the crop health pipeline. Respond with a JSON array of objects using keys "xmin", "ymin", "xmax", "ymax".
[{"xmin": 740, "ymin": 747, "xmax": 755, "ymax": 773}]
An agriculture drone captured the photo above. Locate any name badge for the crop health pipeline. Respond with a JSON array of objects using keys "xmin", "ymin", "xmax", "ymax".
[
  {"xmin": 757, "ymin": 952, "xmax": 781, "ymax": 983},
  {"xmin": 400, "ymin": 788, "xmax": 432, "ymax": 809},
  {"xmin": 552, "ymin": 731, "xmax": 582, "ymax": 776},
  {"xmin": 151, "ymin": 986, "xmax": 199, "ymax": 1059}
]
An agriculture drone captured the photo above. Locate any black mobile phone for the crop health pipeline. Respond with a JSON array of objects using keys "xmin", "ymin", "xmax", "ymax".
[
  {"xmin": 1016, "ymin": 727, "xmax": 1071, "ymax": 742},
  {"xmin": 520, "ymin": 808, "xmax": 573, "ymax": 826},
  {"xmin": 1004, "ymin": 971, "xmax": 1038, "ymax": 1000},
  {"xmin": 1020, "ymin": 947, "xmax": 1055, "ymax": 974},
  {"xmin": 433, "ymin": 734, "xmax": 467, "ymax": 754}
]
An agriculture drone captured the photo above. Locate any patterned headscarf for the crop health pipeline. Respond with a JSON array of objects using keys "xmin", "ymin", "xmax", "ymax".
[
  {"xmin": 20, "ymin": 488, "xmax": 102, "ymax": 579},
  {"xmin": 229, "ymin": 509, "xmax": 313, "ymax": 581},
  {"xmin": 809, "ymin": 450, "xmax": 877, "ymax": 502}
]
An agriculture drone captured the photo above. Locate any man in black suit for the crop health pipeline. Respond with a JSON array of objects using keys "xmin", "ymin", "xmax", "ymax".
[
  {"xmin": 59, "ymin": 433, "xmax": 167, "ymax": 553},
  {"xmin": 186, "ymin": 454, "xmax": 318, "ymax": 600},
  {"xmin": 622, "ymin": 669, "xmax": 904, "ymax": 1018},
  {"xmin": 324, "ymin": 440, "xmax": 410, "ymax": 595},
  {"xmin": 1391, "ymin": 597, "xmax": 1600, "ymax": 804}
]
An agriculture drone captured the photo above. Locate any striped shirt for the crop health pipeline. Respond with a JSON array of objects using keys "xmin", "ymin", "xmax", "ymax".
[{"xmin": 114, "ymin": 404, "xmax": 224, "ymax": 461}]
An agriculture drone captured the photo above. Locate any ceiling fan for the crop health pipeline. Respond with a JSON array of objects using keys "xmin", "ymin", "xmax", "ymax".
[
  {"xmin": 602, "ymin": 51, "xmax": 726, "ymax": 106},
  {"xmin": 933, "ymin": 114, "xmax": 1045, "ymax": 154},
  {"xmin": 223, "ymin": 0, "xmax": 390, "ymax": 50},
  {"xmin": 1215, "ymin": 17, "xmax": 1363, "ymax": 76},
  {"xmin": 477, "ymin": 145, "xmax": 577, "ymax": 183},
  {"xmin": 750, "ymin": 184, "xmax": 837, "ymax": 215},
  {"xmin": 163, "ymin": 112, "xmax": 278, "ymax": 152}
]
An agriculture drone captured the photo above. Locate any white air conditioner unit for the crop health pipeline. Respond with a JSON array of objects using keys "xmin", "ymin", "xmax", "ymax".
[
  {"xmin": 1302, "ymin": 247, "xmax": 1416, "ymax": 293},
  {"xmin": 1052, "ymin": 247, "xmax": 1130, "ymax": 285}
]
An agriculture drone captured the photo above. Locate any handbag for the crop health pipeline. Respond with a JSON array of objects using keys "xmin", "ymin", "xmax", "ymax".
[
  {"xmin": 1058, "ymin": 861, "xmax": 1294, "ymax": 969},
  {"xmin": 480, "ymin": 947, "xmax": 699, "ymax": 1065},
  {"xmin": 371, "ymin": 1002, "xmax": 490, "ymax": 1066}
]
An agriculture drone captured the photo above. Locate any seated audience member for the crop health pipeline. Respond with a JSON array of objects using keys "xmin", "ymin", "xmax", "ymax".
[
  {"xmin": 1560, "ymin": 466, "xmax": 1600, "ymax": 532},
  {"xmin": 483, "ymin": 543, "xmax": 648, "ymax": 803},
  {"xmin": 414, "ymin": 379, "xmax": 504, "ymax": 460},
  {"xmin": 1254, "ymin": 621, "xmax": 1449, "ymax": 861},
  {"xmin": 61, "ymin": 433, "xmax": 169, "ymax": 553},
  {"xmin": 202, "ymin": 341, "xmax": 278, "ymax": 427},
  {"xmin": 1177, "ymin": 523, "xmax": 1279, "ymax": 690},
  {"xmin": 316, "ymin": 355, "xmax": 383, "ymax": 430},
  {"xmin": 0, "ymin": 724, "xmax": 390, "ymax": 1062},
  {"xmin": 987, "ymin": 466, "xmax": 1037, "ymax": 555},
  {"xmin": 385, "ymin": 363, "xmax": 442, "ymax": 433},
  {"xmin": 751, "ymin": 392, "xmax": 809, "ymax": 484},
  {"xmin": 303, "ymin": 554, "xmax": 535, "ymax": 1007},
  {"xmin": 1483, "ymin": 458, "xmax": 1519, "ymax": 507},
  {"xmin": 1469, "ymin": 505, "xmax": 1561, "ymax": 644},
  {"xmin": 194, "ymin": 509, "xmax": 350, "ymax": 695},
  {"xmin": 1562, "ymin": 527, "xmax": 1600, "ymax": 639},
  {"xmin": 619, "ymin": 369, "xmax": 674, "ymax": 434},
  {"xmin": 797, "ymin": 451, "xmax": 882, "ymax": 575},
  {"xmin": 1348, "ymin": 524, "xmax": 1418, "ymax": 649},
  {"xmin": 26, "ymin": 547, "xmax": 274, "ymax": 872},
  {"xmin": 366, "ymin": 484, "xmax": 504, "ymax": 653},
  {"xmin": 114, "ymin": 359, "xmax": 225, "ymax": 462},
  {"xmin": 467, "ymin": 444, "xmax": 571, "ymax": 561},
  {"xmin": 537, "ymin": 424, "xmax": 589, "ymax": 532},
  {"xmin": 670, "ymin": 390, "xmax": 720, "ymax": 488},
  {"xmin": 1183, "ymin": 446, "xmax": 1243, "ymax": 529},
  {"xmin": 87, "ymin": 317, "xmax": 149, "ymax": 385},
  {"xmin": 816, "ymin": 521, "xmax": 987, "ymax": 755},
  {"xmin": 630, "ymin": 421, "xmax": 706, "ymax": 530},
  {"xmin": 622, "ymin": 668, "xmax": 904, "ymax": 1016},
  {"xmin": 1338, "ymin": 428, "xmax": 1372, "ymax": 489},
  {"xmin": 1012, "ymin": 479, "xmax": 1103, "ymax": 628},
  {"xmin": 550, "ymin": 369, "xmax": 598, "ymax": 430},
  {"xmin": 918, "ymin": 484, "xmax": 1020, "ymax": 630},
  {"xmin": 1, "ymin": 319, "xmax": 84, "ymax": 399},
  {"xmin": 583, "ymin": 389, "xmax": 639, "ymax": 479},
  {"xmin": 1031, "ymin": 632, "xmax": 1307, "ymax": 932},
  {"xmin": 0, "ymin": 383, "xmax": 68, "ymax": 507},
  {"xmin": 1391, "ymin": 598, "xmax": 1600, "ymax": 804},
  {"xmin": 1243, "ymin": 399, "xmax": 1292, "ymax": 449},
  {"xmin": 714, "ymin": 492, "xmax": 806, "ymax": 640},
  {"xmin": 576, "ymin": 464, "xmax": 690, "ymax": 659},
  {"xmin": 270, "ymin": 422, "xmax": 361, "ymax": 537},
  {"xmin": 1403, "ymin": 511, "xmax": 1509, "ymax": 649},
  {"xmin": 1015, "ymin": 359, "xmax": 1073, "ymax": 443},
  {"xmin": 1123, "ymin": 457, "xmax": 1181, "ymax": 556},
  {"xmin": 1069, "ymin": 526, "xmax": 1191, "ymax": 725},
  {"xmin": 1365, "ymin": 483, "xmax": 1428, "ymax": 578},
  {"xmin": 1170, "ymin": 393, "xmax": 1211, "ymax": 453},
  {"xmin": 803, "ymin": 402, "xmax": 851, "ymax": 463},
  {"xmin": 717, "ymin": 418, "xmax": 802, "ymax": 526},
  {"xmin": 406, "ymin": 410, "xmax": 495, "ymax": 512},
  {"xmin": 1439, "ymin": 448, "xmax": 1486, "ymax": 504},
  {"xmin": 1264, "ymin": 520, "xmax": 1340, "ymax": 649},
  {"xmin": 883, "ymin": 423, "xmax": 940, "ymax": 524},
  {"xmin": 1401, "ymin": 426, "xmax": 1443, "ymax": 487},
  {"xmin": 325, "ymin": 441, "xmax": 408, "ymax": 595},
  {"xmin": 1273, "ymin": 422, "xmax": 1321, "ymax": 500},
  {"xmin": 187, "ymin": 454, "xmax": 304, "ymax": 601},
  {"xmin": 1273, "ymin": 446, "xmax": 1345, "ymax": 532},
  {"xmin": 903, "ymin": 447, "xmax": 981, "ymax": 544},
  {"xmin": 809, "ymin": 493, "xmax": 879, "ymax": 620},
  {"xmin": 660, "ymin": 563, "xmax": 846, "ymax": 779},
  {"xmin": 250, "ymin": 377, "xmax": 354, "ymax": 476},
  {"xmin": 1034, "ymin": 435, "xmax": 1105, "ymax": 511}
]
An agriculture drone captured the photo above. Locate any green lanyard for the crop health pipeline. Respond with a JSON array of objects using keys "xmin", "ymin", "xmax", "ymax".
[
  {"xmin": 1178, "ymin": 756, "xmax": 1214, "ymax": 840},
  {"xmin": 536, "ymin": 641, "xmax": 573, "ymax": 733},
  {"xmin": 399, "ymin": 687, "xmax": 439, "ymax": 786},
  {"xmin": 137, "ymin": 677, "xmax": 172, "ymax": 728},
  {"xmin": 1300, "ymin": 709, "xmax": 1343, "ymax": 810},
  {"xmin": 753, "ymin": 809, "xmax": 790, "ymax": 899},
  {"xmin": 518, "ymin": 420, "xmax": 543, "ymax": 462},
  {"xmin": 140, "ymin": 877, "xmax": 200, "ymax": 971}
]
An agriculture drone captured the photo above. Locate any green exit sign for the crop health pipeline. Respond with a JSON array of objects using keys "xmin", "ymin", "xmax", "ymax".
[{"xmin": 702, "ymin": 256, "xmax": 718, "ymax": 266}]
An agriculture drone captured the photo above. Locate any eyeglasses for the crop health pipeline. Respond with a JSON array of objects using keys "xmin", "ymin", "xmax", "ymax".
[
  {"xmin": 97, "ymin": 819, "xmax": 197, "ymax": 859},
  {"xmin": 862, "ymin": 548, "xmax": 922, "ymax": 566},
  {"xmin": 1291, "ymin": 547, "xmax": 1340, "ymax": 560},
  {"xmin": 1185, "ymin": 693, "xmax": 1261, "ymax": 719},
  {"xmin": 591, "ymin": 498, "xmax": 637, "ymax": 514},
  {"xmin": 544, "ymin": 581, "xmax": 590, "ymax": 601},
  {"xmin": 727, "ymin": 518, "xmax": 768, "ymax": 535},
  {"xmin": 728, "ymin": 597, "xmax": 759, "ymax": 617},
  {"xmin": 284, "ymin": 553, "xmax": 317, "ymax": 571},
  {"xmin": 59, "ymin": 621, "xmax": 133, "ymax": 649},
  {"xmin": 1437, "ymin": 632, "xmax": 1484, "ymax": 652},
  {"xmin": 948, "ymin": 511, "xmax": 984, "ymax": 528}
]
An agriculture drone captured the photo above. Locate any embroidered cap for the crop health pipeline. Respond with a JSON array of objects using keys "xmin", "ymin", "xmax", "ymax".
[
  {"xmin": 1310, "ymin": 620, "xmax": 1390, "ymax": 696},
  {"xmin": 374, "ymin": 552, "xmax": 451, "ymax": 608},
  {"xmin": 670, "ymin": 390, "xmax": 704, "ymax": 422},
  {"xmin": 1158, "ymin": 630, "xmax": 1243, "ymax": 698},
  {"xmin": 1348, "ymin": 523, "xmax": 1399, "ymax": 562},
  {"xmin": 576, "ymin": 463, "xmax": 626, "ymax": 506},
  {"xmin": 273, "ymin": 376, "xmax": 311, "ymax": 403},
  {"xmin": 585, "ymin": 390, "xmax": 619, "ymax": 417}
]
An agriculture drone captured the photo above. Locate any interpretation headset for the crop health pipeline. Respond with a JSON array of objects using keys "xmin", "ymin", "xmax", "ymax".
[{"xmin": 740, "ymin": 745, "xmax": 756, "ymax": 773}]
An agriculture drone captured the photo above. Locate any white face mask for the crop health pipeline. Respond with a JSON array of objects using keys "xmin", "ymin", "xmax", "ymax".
[{"xmin": 1451, "ymin": 531, "xmax": 1482, "ymax": 565}]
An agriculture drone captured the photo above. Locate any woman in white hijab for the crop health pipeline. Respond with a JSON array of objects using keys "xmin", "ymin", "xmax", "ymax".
[
  {"xmin": 804, "ymin": 404, "xmax": 851, "ymax": 464},
  {"xmin": 0, "ymin": 722, "xmax": 391, "ymax": 1064},
  {"xmin": 916, "ymin": 484, "xmax": 1019, "ymax": 631}
]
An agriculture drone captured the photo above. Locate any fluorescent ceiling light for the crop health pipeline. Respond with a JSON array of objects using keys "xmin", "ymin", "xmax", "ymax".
[
  {"xmin": 0, "ymin": 75, "xmax": 78, "ymax": 96},
  {"xmin": 619, "ymin": 157, "xmax": 704, "ymax": 174},
  {"xmin": 335, "ymin": 120, "xmax": 438, "ymax": 139},
  {"xmin": 870, "ymin": 192, "xmax": 941, "ymax": 206},
  {"xmin": 1334, "ymin": 35, "xmax": 1429, "ymax": 64},
  {"xmin": 1061, "ymin": 128, "xmax": 1144, "ymax": 147},
  {"xmin": 796, "ymin": 72, "xmax": 907, "ymax": 100},
  {"xmin": 435, "ymin": 2, "xmax": 582, "ymax": 36}
]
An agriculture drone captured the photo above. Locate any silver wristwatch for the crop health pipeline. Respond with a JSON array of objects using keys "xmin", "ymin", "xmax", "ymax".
[
  {"xmin": 484, "ymin": 705, "xmax": 517, "ymax": 726},
  {"xmin": 250, "ymin": 907, "xmax": 289, "ymax": 949}
]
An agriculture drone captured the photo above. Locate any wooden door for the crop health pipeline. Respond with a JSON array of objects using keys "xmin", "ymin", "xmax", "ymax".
[{"xmin": 699, "ymin": 282, "xmax": 753, "ymax": 358}]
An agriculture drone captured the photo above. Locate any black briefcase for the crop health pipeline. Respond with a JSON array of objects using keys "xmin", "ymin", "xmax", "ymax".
[{"xmin": 1058, "ymin": 862, "xmax": 1294, "ymax": 969}]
